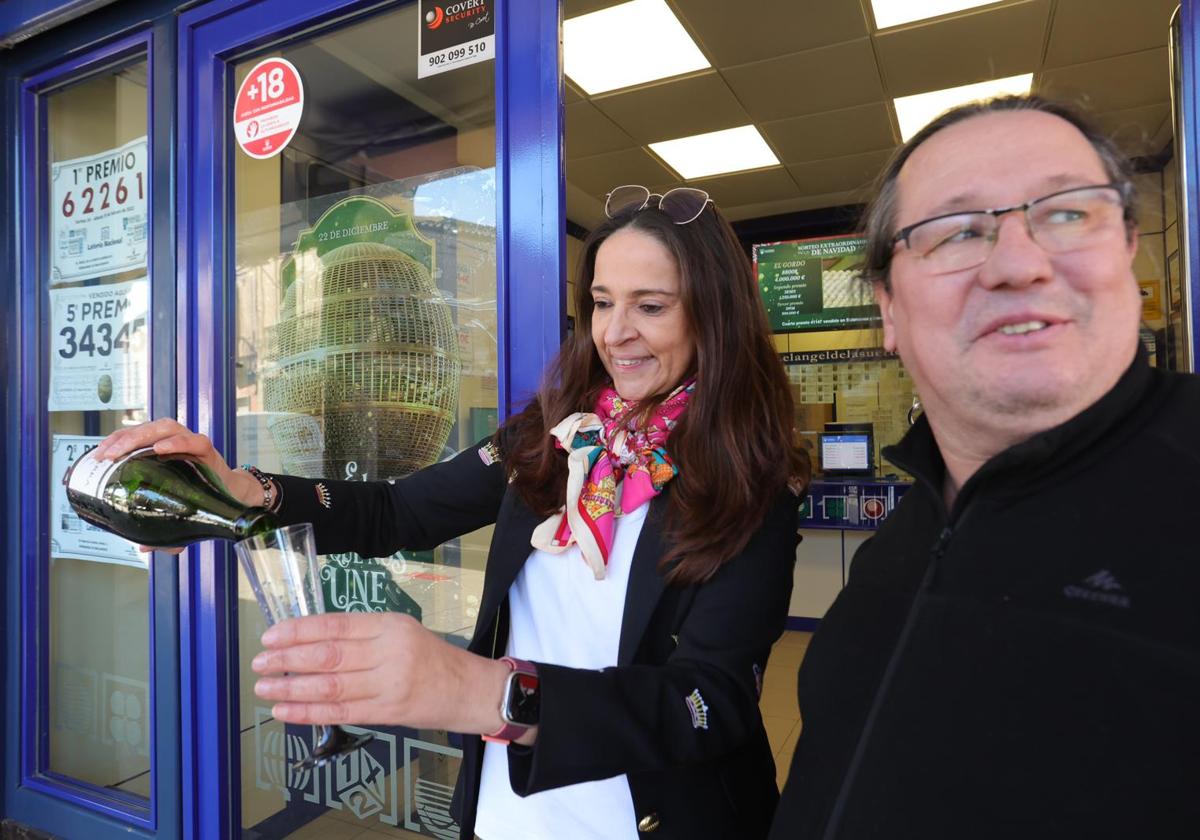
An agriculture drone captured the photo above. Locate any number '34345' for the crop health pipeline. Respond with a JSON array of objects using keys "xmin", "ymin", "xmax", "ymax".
[{"xmin": 58, "ymin": 317, "xmax": 146, "ymax": 359}]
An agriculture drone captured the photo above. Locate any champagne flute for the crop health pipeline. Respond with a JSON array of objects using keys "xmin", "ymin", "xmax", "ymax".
[{"xmin": 235, "ymin": 522, "xmax": 373, "ymax": 769}]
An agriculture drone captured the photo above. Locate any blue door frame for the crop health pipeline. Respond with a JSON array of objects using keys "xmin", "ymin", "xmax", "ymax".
[
  {"xmin": 3, "ymin": 0, "xmax": 562, "ymax": 838},
  {"xmin": 2, "ymin": 4, "xmax": 181, "ymax": 838},
  {"xmin": 1177, "ymin": 2, "xmax": 1200, "ymax": 364}
]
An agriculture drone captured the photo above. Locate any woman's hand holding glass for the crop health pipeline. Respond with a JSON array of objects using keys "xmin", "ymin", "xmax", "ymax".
[{"xmin": 250, "ymin": 611, "xmax": 525, "ymax": 740}]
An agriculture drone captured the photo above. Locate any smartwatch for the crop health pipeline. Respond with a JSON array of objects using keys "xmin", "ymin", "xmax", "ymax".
[{"xmin": 482, "ymin": 657, "xmax": 539, "ymax": 745}]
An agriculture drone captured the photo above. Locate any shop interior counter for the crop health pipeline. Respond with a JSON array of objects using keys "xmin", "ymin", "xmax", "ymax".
[{"xmin": 789, "ymin": 478, "xmax": 912, "ymax": 628}]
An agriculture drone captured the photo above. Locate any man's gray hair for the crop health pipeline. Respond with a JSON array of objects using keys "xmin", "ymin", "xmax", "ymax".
[{"xmin": 862, "ymin": 95, "xmax": 1139, "ymax": 291}]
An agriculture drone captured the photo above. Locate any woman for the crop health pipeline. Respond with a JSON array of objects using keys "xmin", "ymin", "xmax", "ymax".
[{"xmin": 95, "ymin": 185, "xmax": 809, "ymax": 838}]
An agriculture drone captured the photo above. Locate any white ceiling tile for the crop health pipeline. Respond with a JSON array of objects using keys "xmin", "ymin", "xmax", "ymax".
[
  {"xmin": 761, "ymin": 102, "xmax": 896, "ymax": 163},
  {"xmin": 591, "ymin": 71, "xmax": 750, "ymax": 143},
  {"xmin": 873, "ymin": 0, "xmax": 1050, "ymax": 97},
  {"xmin": 566, "ymin": 146, "xmax": 678, "ymax": 196},
  {"xmin": 565, "ymin": 0, "xmax": 626, "ymax": 17},
  {"xmin": 673, "ymin": 0, "xmax": 870, "ymax": 67},
  {"xmin": 868, "ymin": 0, "xmax": 1012, "ymax": 30},
  {"xmin": 659, "ymin": 167, "xmax": 802, "ymax": 208},
  {"xmin": 566, "ymin": 100, "xmax": 638, "ymax": 159},
  {"xmin": 723, "ymin": 39, "xmax": 885, "ymax": 122},
  {"xmin": 1044, "ymin": 0, "xmax": 1178, "ymax": 68},
  {"xmin": 1038, "ymin": 48, "xmax": 1170, "ymax": 114},
  {"xmin": 787, "ymin": 149, "xmax": 895, "ymax": 195}
]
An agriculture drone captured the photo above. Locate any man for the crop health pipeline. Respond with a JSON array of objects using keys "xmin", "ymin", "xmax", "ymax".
[{"xmin": 770, "ymin": 96, "xmax": 1200, "ymax": 839}]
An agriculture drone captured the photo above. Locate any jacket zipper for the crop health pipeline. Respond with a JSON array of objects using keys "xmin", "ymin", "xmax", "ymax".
[
  {"xmin": 930, "ymin": 525, "xmax": 953, "ymax": 564},
  {"xmin": 822, "ymin": 521, "xmax": 961, "ymax": 839}
]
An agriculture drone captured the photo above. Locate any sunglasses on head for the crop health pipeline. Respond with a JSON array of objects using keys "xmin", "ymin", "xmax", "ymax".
[{"xmin": 604, "ymin": 184, "xmax": 712, "ymax": 225}]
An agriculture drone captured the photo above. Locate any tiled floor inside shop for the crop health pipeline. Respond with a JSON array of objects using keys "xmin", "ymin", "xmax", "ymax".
[
  {"xmin": 760, "ymin": 629, "xmax": 810, "ymax": 790},
  {"xmin": 286, "ymin": 631, "xmax": 812, "ymax": 839}
]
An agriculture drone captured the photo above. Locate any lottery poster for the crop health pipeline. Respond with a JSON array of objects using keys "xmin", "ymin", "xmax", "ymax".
[
  {"xmin": 754, "ymin": 235, "xmax": 880, "ymax": 332},
  {"xmin": 51, "ymin": 137, "xmax": 149, "ymax": 284},
  {"xmin": 48, "ymin": 278, "xmax": 148, "ymax": 412},
  {"xmin": 50, "ymin": 435, "xmax": 144, "ymax": 567}
]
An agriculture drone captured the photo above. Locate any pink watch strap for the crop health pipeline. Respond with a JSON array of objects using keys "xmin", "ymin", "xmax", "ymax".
[{"xmin": 482, "ymin": 657, "xmax": 537, "ymax": 745}]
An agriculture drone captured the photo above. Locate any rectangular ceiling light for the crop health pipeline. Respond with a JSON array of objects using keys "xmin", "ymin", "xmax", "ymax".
[
  {"xmin": 871, "ymin": 0, "xmax": 1004, "ymax": 29},
  {"xmin": 649, "ymin": 125, "xmax": 780, "ymax": 180},
  {"xmin": 894, "ymin": 73, "xmax": 1034, "ymax": 141},
  {"xmin": 564, "ymin": 0, "xmax": 710, "ymax": 95}
]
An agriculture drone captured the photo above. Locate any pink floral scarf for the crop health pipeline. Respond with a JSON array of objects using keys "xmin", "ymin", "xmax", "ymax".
[{"xmin": 531, "ymin": 379, "xmax": 694, "ymax": 579}]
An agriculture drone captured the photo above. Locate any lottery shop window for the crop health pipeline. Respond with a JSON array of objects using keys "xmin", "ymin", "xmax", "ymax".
[{"xmin": 41, "ymin": 57, "xmax": 154, "ymax": 798}]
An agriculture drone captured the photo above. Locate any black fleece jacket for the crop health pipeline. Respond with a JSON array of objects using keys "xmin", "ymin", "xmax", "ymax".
[{"xmin": 772, "ymin": 348, "xmax": 1200, "ymax": 840}]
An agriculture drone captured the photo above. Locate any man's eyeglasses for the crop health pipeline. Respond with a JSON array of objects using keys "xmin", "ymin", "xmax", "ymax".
[
  {"xmin": 891, "ymin": 183, "xmax": 1130, "ymax": 275},
  {"xmin": 605, "ymin": 184, "xmax": 712, "ymax": 225}
]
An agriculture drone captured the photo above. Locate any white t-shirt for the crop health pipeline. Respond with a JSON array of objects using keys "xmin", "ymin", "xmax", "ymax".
[{"xmin": 473, "ymin": 501, "xmax": 647, "ymax": 840}]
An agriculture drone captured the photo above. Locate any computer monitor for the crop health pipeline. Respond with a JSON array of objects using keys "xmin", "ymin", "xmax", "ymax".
[{"xmin": 819, "ymin": 423, "xmax": 875, "ymax": 477}]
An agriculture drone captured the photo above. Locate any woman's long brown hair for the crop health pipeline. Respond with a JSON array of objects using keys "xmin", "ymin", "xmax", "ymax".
[{"xmin": 499, "ymin": 203, "xmax": 810, "ymax": 585}]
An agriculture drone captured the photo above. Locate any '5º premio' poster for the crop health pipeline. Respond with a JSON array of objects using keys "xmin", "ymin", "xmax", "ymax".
[{"xmin": 47, "ymin": 278, "xmax": 149, "ymax": 413}]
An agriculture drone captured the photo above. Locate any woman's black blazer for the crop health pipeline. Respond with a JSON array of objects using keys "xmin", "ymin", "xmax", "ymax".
[{"xmin": 271, "ymin": 436, "xmax": 801, "ymax": 839}]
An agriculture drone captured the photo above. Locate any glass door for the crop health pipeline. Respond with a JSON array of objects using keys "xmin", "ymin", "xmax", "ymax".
[
  {"xmin": 178, "ymin": 0, "xmax": 561, "ymax": 836},
  {"xmin": 231, "ymin": 9, "xmax": 497, "ymax": 838}
]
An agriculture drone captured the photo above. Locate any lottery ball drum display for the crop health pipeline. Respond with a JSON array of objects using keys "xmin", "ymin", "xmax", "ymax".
[{"xmin": 262, "ymin": 241, "xmax": 461, "ymax": 480}]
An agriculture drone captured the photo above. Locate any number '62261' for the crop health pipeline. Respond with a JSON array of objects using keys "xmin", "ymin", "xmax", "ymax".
[{"xmin": 60, "ymin": 173, "xmax": 145, "ymax": 218}]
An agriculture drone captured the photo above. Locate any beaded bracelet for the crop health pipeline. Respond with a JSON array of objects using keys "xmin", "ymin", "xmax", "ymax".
[{"xmin": 241, "ymin": 464, "xmax": 276, "ymax": 511}]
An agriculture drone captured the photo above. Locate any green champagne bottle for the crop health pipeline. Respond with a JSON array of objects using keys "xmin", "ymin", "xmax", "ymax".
[{"xmin": 64, "ymin": 447, "xmax": 280, "ymax": 547}]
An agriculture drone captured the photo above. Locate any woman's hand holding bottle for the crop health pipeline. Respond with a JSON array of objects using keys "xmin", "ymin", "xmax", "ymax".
[
  {"xmin": 89, "ymin": 418, "xmax": 269, "ymax": 552},
  {"xmin": 94, "ymin": 418, "xmax": 261, "ymax": 504}
]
